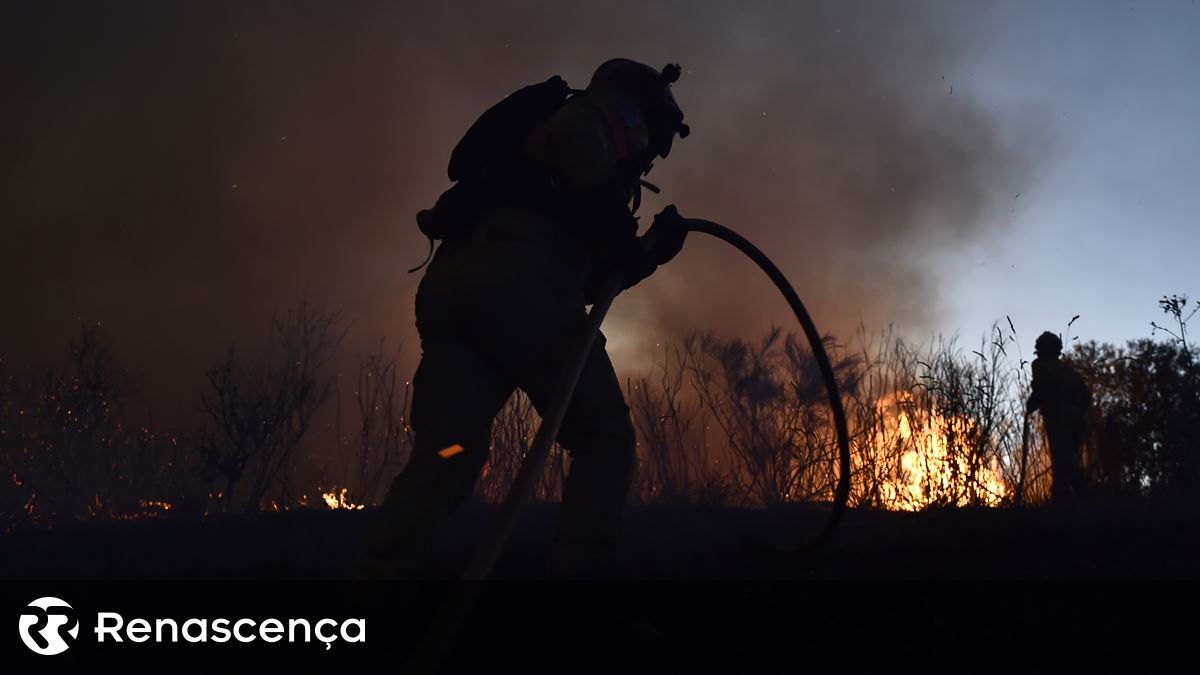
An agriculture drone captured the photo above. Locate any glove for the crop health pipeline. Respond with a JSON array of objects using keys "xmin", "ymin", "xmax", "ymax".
[
  {"xmin": 613, "ymin": 205, "xmax": 688, "ymax": 291},
  {"xmin": 643, "ymin": 204, "xmax": 688, "ymax": 266}
]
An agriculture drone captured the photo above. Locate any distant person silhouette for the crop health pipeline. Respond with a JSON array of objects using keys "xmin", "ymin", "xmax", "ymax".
[
  {"xmin": 1026, "ymin": 331, "xmax": 1092, "ymax": 503},
  {"xmin": 359, "ymin": 59, "xmax": 691, "ymax": 579}
]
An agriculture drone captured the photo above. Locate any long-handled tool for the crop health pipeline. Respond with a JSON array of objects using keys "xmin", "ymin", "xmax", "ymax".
[
  {"xmin": 1016, "ymin": 410, "xmax": 1032, "ymax": 506},
  {"xmin": 404, "ymin": 267, "xmax": 623, "ymax": 674},
  {"xmin": 407, "ymin": 218, "xmax": 852, "ymax": 673}
]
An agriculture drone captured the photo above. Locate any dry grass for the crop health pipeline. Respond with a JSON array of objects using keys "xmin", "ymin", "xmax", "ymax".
[{"xmin": 3, "ymin": 298, "xmax": 1197, "ymax": 529}]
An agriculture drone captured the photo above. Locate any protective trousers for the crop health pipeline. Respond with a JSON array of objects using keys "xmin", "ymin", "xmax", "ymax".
[
  {"xmin": 1045, "ymin": 412, "xmax": 1086, "ymax": 502},
  {"xmin": 359, "ymin": 208, "xmax": 637, "ymax": 578}
]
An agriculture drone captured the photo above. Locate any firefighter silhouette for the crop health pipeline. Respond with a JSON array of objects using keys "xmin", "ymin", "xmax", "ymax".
[
  {"xmin": 359, "ymin": 60, "xmax": 691, "ymax": 578},
  {"xmin": 1027, "ymin": 331, "xmax": 1092, "ymax": 502}
]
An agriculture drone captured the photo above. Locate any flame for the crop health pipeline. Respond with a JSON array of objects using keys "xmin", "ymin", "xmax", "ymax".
[
  {"xmin": 320, "ymin": 487, "xmax": 365, "ymax": 510},
  {"xmin": 871, "ymin": 395, "xmax": 1008, "ymax": 510}
]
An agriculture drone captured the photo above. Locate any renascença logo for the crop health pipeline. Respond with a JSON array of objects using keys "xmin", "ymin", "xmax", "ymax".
[
  {"xmin": 19, "ymin": 597, "xmax": 80, "ymax": 656},
  {"xmin": 17, "ymin": 597, "xmax": 366, "ymax": 654}
]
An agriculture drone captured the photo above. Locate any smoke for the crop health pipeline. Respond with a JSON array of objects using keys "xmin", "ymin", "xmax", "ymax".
[
  {"xmin": 1, "ymin": 1, "xmax": 1041, "ymax": 420},
  {"xmin": 594, "ymin": 2, "xmax": 1037, "ymax": 368}
]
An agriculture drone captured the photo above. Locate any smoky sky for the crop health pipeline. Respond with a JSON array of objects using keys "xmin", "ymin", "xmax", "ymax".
[{"xmin": 2, "ymin": 1, "xmax": 1038, "ymax": 422}]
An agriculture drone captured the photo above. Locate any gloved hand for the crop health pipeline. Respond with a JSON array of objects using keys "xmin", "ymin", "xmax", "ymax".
[
  {"xmin": 611, "ymin": 205, "xmax": 689, "ymax": 293},
  {"xmin": 643, "ymin": 204, "xmax": 688, "ymax": 266}
]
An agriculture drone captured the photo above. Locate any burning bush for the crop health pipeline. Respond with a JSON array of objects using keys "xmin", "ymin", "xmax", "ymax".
[
  {"xmin": 0, "ymin": 324, "xmax": 197, "ymax": 531},
  {"xmin": 4, "ymin": 296, "xmax": 1197, "ymax": 530}
]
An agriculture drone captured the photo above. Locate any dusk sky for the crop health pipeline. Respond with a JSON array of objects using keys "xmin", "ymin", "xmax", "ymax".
[{"xmin": 3, "ymin": 1, "xmax": 1197, "ymax": 422}]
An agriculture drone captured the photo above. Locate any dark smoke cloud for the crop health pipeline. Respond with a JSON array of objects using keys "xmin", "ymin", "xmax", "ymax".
[{"xmin": 1, "ymin": 2, "xmax": 1039, "ymax": 421}]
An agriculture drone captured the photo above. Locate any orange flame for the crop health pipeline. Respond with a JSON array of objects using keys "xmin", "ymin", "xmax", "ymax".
[
  {"xmin": 872, "ymin": 395, "xmax": 1008, "ymax": 510},
  {"xmin": 320, "ymin": 487, "xmax": 365, "ymax": 510}
]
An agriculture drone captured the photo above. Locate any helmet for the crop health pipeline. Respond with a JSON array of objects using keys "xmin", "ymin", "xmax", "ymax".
[
  {"xmin": 588, "ymin": 58, "xmax": 690, "ymax": 158},
  {"xmin": 1035, "ymin": 331, "xmax": 1063, "ymax": 357}
]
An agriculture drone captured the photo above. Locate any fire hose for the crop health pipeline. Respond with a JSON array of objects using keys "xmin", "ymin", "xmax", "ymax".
[{"xmin": 408, "ymin": 218, "xmax": 852, "ymax": 673}]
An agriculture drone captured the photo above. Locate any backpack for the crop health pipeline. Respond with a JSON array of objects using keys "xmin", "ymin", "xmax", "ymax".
[{"xmin": 409, "ymin": 75, "xmax": 580, "ymax": 272}]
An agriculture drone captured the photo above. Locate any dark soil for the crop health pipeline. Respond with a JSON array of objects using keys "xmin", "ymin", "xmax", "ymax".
[
  {"xmin": 4, "ymin": 499, "xmax": 1197, "ymax": 579},
  {"xmin": 4, "ymin": 501, "xmax": 1196, "ymax": 672}
]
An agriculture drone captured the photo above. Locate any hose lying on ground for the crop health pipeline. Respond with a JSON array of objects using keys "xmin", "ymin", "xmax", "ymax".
[{"xmin": 407, "ymin": 218, "xmax": 852, "ymax": 673}]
